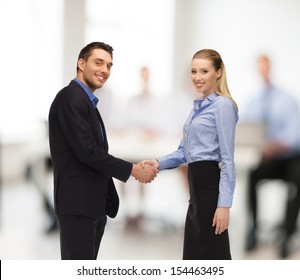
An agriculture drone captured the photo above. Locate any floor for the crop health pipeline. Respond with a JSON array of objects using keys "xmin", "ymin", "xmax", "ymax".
[{"xmin": 1, "ymin": 169, "xmax": 300, "ymax": 260}]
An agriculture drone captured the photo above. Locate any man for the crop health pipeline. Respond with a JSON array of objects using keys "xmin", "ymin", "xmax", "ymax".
[
  {"xmin": 244, "ymin": 55, "xmax": 300, "ymax": 258},
  {"xmin": 48, "ymin": 42, "xmax": 158, "ymax": 260}
]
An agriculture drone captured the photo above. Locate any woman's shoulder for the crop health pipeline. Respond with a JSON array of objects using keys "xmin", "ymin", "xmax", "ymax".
[
  {"xmin": 214, "ymin": 94, "xmax": 235, "ymax": 107},
  {"xmin": 214, "ymin": 95, "xmax": 238, "ymax": 117}
]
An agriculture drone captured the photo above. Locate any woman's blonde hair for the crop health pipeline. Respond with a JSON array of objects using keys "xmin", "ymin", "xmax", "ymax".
[{"xmin": 192, "ymin": 49, "xmax": 238, "ymax": 110}]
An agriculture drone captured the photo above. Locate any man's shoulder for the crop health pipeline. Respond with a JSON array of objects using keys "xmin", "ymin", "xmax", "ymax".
[
  {"xmin": 57, "ymin": 81, "xmax": 86, "ymax": 100},
  {"xmin": 50, "ymin": 81, "xmax": 88, "ymax": 113},
  {"xmin": 61, "ymin": 80, "xmax": 84, "ymax": 94}
]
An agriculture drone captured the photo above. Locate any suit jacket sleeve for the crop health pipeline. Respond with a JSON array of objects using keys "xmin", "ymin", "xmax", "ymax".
[{"xmin": 55, "ymin": 89, "xmax": 132, "ymax": 182}]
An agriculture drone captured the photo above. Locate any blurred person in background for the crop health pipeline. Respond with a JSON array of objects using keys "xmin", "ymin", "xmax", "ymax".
[
  {"xmin": 142, "ymin": 49, "xmax": 239, "ymax": 259},
  {"xmin": 48, "ymin": 42, "xmax": 158, "ymax": 260},
  {"xmin": 126, "ymin": 66, "xmax": 162, "ymax": 139},
  {"xmin": 243, "ymin": 54, "xmax": 300, "ymax": 258},
  {"xmin": 119, "ymin": 66, "xmax": 162, "ymax": 229},
  {"xmin": 112, "ymin": 66, "xmax": 193, "ymax": 231}
]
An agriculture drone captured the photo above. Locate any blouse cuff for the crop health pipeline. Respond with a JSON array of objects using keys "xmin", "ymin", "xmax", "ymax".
[{"xmin": 217, "ymin": 194, "xmax": 233, "ymax": 208}]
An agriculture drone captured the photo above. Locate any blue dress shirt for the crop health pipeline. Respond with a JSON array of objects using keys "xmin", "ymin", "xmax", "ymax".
[
  {"xmin": 74, "ymin": 78, "xmax": 105, "ymax": 140},
  {"xmin": 241, "ymin": 85, "xmax": 300, "ymax": 155},
  {"xmin": 158, "ymin": 93, "xmax": 239, "ymax": 207},
  {"xmin": 74, "ymin": 78, "xmax": 99, "ymax": 107}
]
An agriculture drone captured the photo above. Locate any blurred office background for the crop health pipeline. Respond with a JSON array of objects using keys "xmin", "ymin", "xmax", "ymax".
[{"xmin": 1, "ymin": 0, "xmax": 300, "ymax": 259}]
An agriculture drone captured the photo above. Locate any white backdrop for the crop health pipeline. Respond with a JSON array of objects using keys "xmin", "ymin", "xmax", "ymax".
[{"xmin": 1, "ymin": 0, "xmax": 300, "ymax": 133}]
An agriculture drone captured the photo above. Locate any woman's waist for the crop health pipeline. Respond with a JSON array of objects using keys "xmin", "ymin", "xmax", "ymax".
[
  {"xmin": 184, "ymin": 144, "xmax": 220, "ymax": 163},
  {"xmin": 188, "ymin": 160, "xmax": 220, "ymax": 168}
]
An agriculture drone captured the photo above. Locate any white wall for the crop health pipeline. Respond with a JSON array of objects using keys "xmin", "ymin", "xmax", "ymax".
[
  {"xmin": 85, "ymin": 0, "xmax": 175, "ymax": 100},
  {"xmin": 2, "ymin": 0, "xmax": 299, "ymax": 130},
  {"xmin": 0, "ymin": 0, "xmax": 63, "ymax": 133},
  {"xmin": 0, "ymin": 0, "xmax": 63, "ymax": 182},
  {"xmin": 187, "ymin": 0, "xmax": 300, "ymax": 112},
  {"xmin": 1, "ymin": 0, "xmax": 300, "ymax": 178}
]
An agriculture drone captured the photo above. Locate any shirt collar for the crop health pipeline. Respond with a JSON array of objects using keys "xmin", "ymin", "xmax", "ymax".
[
  {"xmin": 206, "ymin": 92, "xmax": 218, "ymax": 102},
  {"xmin": 193, "ymin": 92, "xmax": 218, "ymax": 111},
  {"xmin": 193, "ymin": 99, "xmax": 203, "ymax": 111},
  {"xmin": 74, "ymin": 78, "xmax": 99, "ymax": 108}
]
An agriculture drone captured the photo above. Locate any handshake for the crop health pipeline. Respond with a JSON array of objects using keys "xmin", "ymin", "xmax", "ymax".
[{"xmin": 131, "ymin": 159, "xmax": 159, "ymax": 184}]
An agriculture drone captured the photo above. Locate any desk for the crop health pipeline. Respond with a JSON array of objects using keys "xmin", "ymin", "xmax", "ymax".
[
  {"xmin": 0, "ymin": 126, "xmax": 49, "ymax": 183},
  {"xmin": 108, "ymin": 130, "xmax": 261, "ymax": 167},
  {"xmin": 108, "ymin": 130, "xmax": 180, "ymax": 162},
  {"xmin": 0, "ymin": 123, "xmax": 50, "ymax": 227}
]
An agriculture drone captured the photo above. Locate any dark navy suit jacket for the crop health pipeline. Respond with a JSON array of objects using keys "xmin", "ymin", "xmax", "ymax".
[{"xmin": 48, "ymin": 80, "xmax": 132, "ymax": 219}]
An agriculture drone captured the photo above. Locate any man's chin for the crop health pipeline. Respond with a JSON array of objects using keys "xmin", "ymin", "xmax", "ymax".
[{"xmin": 96, "ymin": 81, "xmax": 105, "ymax": 89}]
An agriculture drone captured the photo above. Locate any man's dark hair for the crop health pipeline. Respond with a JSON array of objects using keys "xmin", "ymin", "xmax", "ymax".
[{"xmin": 76, "ymin": 42, "xmax": 114, "ymax": 72}]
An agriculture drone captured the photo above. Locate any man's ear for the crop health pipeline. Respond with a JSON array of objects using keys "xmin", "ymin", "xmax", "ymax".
[{"xmin": 77, "ymin": 58, "xmax": 85, "ymax": 72}]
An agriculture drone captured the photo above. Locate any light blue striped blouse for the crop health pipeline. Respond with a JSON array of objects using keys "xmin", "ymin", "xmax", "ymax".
[{"xmin": 158, "ymin": 93, "xmax": 239, "ymax": 207}]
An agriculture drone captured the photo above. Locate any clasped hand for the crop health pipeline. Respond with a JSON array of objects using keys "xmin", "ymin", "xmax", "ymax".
[{"xmin": 131, "ymin": 159, "xmax": 159, "ymax": 184}]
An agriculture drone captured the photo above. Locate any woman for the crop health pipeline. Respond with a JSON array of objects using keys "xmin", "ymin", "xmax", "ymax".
[{"xmin": 143, "ymin": 49, "xmax": 238, "ymax": 259}]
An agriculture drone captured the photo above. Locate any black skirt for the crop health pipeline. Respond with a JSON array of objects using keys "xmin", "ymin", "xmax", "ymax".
[{"xmin": 183, "ymin": 161, "xmax": 231, "ymax": 260}]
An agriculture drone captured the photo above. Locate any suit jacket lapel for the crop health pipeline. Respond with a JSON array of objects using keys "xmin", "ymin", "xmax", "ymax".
[
  {"xmin": 70, "ymin": 80, "xmax": 109, "ymax": 151},
  {"xmin": 94, "ymin": 107, "xmax": 109, "ymax": 151}
]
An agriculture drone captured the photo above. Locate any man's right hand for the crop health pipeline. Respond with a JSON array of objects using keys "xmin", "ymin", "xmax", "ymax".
[
  {"xmin": 140, "ymin": 159, "xmax": 159, "ymax": 170},
  {"xmin": 131, "ymin": 162, "xmax": 159, "ymax": 183}
]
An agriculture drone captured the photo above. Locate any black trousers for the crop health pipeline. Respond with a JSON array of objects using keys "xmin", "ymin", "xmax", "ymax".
[
  {"xmin": 248, "ymin": 155, "xmax": 300, "ymax": 237},
  {"xmin": 57, "ymin": 214, "xmax": 107, "ymax": 260}
]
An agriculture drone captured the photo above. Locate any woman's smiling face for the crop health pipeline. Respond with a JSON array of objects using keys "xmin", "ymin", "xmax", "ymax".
[{"xmin": 191, "ymin": 58, "xmax": 221, "ymax": 97}]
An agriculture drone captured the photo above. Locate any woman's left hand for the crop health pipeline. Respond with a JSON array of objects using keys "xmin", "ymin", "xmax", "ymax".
[{"xmin": 212, "ymin": 207, "xmax": 230, "ymax": 235}]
